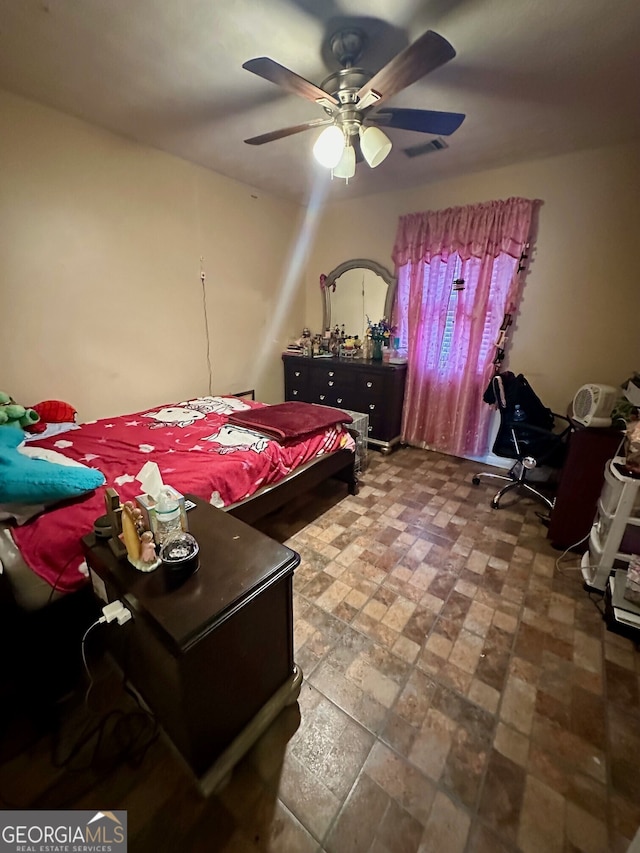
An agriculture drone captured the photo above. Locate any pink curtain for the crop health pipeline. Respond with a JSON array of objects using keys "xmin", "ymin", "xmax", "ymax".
[{"xmin": 392, "ymin": 197, "xmax": 541, "ymax": 458}]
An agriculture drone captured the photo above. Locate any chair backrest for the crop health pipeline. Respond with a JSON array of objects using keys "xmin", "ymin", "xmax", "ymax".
[{"xmin": 483, "ymin": 372, "xmax": 555, "ymax": 459}]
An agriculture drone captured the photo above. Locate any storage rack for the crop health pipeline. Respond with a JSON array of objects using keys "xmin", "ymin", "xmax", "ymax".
[
  {"xmin": 341, "ymin": 409, "xmax": 369, "ymax": 475},
  {"xmin": 581, "ymin": 457, "xmax": 640, "ymax": 591}
]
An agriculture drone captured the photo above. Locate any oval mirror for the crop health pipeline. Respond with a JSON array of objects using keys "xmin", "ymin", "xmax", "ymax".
[{"xmin": 322, "ymin": 259, "xmax": 397, "ymax": 340}]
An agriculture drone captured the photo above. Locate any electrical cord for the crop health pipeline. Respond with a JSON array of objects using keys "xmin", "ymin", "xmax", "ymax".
[
  {"xmin": 82, "ymin": 602, "xmax": 132, "ymax": 707},
  {"xmin": 2, "ymin": 601, "xmax": 156, "ymax": 808},
  {"xmin": 200, "ymin": 268, "xmax": 213, "ymax": 396},
  {"xmin": 51, "ymin": 705, "xmax": 158, "ymax": 775},
  {"xmin": 554, "ymin": 531, "xmax": 590, "ymax": 578},
  {"xmin": 46, "ymin": 552, "xmax": 80, "ymax": 605},
  {"xmin": 53, "ymin": 602, "xmax": 157, "ymax": 775},
  {"xmin": 588, "ymin": 589, "xmax": 606, "ymax": 617}
]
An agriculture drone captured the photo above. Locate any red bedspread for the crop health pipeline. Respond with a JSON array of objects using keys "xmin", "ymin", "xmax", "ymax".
[
  {"xmin": 228, "ymin": 401, "xmax": 353, "ymax": 441},
  {"xmin": 12, "ymin": 396, "xmax": 354, "ymax": 594}
]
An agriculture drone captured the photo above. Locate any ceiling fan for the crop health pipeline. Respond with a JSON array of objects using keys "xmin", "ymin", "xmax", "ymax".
[{"xmin": 242, "ymin": 28, "xmax": 465, "ymax": 180}]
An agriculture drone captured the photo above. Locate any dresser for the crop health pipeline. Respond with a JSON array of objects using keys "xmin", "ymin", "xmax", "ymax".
[{"xmin": 283, "ymin": 354, "xmax": 407, "ymax": 453}]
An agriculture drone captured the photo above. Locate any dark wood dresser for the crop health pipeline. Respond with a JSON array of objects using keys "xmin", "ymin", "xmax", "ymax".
[
  {"xmin": 283, "ymin": 354, "xmax": 407, "ymax": 453},
  {"xmin": 82, "ymin": 497, "xmax": 301, "ymax": 794}
]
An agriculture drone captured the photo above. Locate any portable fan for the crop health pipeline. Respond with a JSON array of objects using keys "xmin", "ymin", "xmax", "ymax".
[{"xmin": 571, "ymin": 384, "xmax": 618, "ymax": 428}]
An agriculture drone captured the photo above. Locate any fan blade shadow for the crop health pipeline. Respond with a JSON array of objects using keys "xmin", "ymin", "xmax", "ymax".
[
  {"xmin": 243, "ymin": 57, "xmax": 338, "ymax": 106},
  {"xmin": 370, "ymin": 108, "xmax": 465, "ymax": 135},
  {"xmin": 289, "ymin": 0, "xmax": 343, "ymax": 23},
  {"xmin": 245, "ymin": 118, "xmax": 332, "ymax": 145},
  {"xmin": 320, "ymin": 17, "xmax": 409, "ymax": 73},
  {"xmin": 438, "ymin": 60, "xmax": 600, "ymax": 107},
  {"xmin": 356, "ymin": 30, "xmax": 456, "ymax": 107},
  {"xmin": 116, "ymin": 89, "xmax": 288, "ymax": 137}
]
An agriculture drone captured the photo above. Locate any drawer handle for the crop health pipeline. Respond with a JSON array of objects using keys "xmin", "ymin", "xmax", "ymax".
[
  {"xmin": 337, "ymin": 398, "xmax": 342, "ymax": 404},
  {"xmin": 367, "ymin": 381, "xmax": 373, "ymax": 388},
  {"xmin": 293, "ymin": 390, "xmax": 298, "ymax": 396},
  {"xmin": 329, "ymin": 371, "xmax": 335, "ymax": 377},
  {"xmin": 328, "ymin": 381, "xmax": 334, "ymax": 387},
  {"xmin": 369, "ymin": 404, "xmax": 376, "ymax": 411},
  {"xmin": 295, "ymin": 371, "xmax": 301, "ymax": 377},
  {"xmin": 320, "ymin": 395, "xmax": 325, "ymax": 401}
]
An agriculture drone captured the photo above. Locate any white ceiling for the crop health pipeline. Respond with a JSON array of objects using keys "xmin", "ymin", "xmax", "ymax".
[{"xmin": 1, "ymin": 0, "xmax": 639, "ymax": 203}]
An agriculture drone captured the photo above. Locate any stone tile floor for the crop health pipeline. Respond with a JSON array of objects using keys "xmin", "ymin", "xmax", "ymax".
[{"xmin": 2, "ymin": 446, "xmax": 639, "ymax": 852}]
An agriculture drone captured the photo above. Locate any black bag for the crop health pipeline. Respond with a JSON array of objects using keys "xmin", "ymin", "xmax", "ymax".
[{"xmin": 484, "ymin": 372, "xmax": 556, "ymax": 459}]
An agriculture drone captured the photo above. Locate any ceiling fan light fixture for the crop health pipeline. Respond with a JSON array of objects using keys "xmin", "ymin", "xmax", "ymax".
[
  {"xmin": 359, "ymin": 126, "xmax": 392, "ymax": 168},
  {"xmin": 332, "ymin": 144, "xmax": 356, "ymax": 181},
  {"xmin": 313, "ymin": 125, "xmax": 345, "ymax": 169}
]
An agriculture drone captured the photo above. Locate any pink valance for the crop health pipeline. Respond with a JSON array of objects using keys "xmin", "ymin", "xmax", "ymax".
[{"xmin": 391, "ymin": 197, "xmax": 542, "ymax": 266}]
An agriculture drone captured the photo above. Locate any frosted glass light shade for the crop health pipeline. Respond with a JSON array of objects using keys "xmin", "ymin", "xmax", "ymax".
[
  {"xmin": 359, "ymin": 126, "xmax": 392, "ymax": 168},
  {"xmin": 333, "ymin": 144, "xmax": 356, "ymax": 179},
  {"xmin": 313, "ymin": 125, "xmax": 345, "ymax": 169}
]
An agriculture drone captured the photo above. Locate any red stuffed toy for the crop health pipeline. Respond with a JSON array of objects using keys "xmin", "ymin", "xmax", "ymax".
[{"xmin": 25, "ymin": 400, "xmax": 77, "ymax": 433}]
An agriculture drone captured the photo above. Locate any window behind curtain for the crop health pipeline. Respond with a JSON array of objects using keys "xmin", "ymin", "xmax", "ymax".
[{"xmin": 395, "ymin": 251, "xmax": 519, "ymax": 456}]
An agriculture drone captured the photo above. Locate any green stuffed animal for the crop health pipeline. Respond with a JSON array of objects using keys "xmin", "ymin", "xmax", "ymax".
[{"xmin": 0, "ymin": 391, "xmax": 40, "ymax": 429}]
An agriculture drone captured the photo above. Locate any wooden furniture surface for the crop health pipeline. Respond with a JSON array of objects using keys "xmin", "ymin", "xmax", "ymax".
[
  {"xmin": 82, "ymin": 497, "xmax": 301, "ymax": 791},
  {"xmin": 548, "ymin": 420, "xmax": 623, "ymax": 551},
  {"xmin": 283, "ymin": 354, "xmax": 407, "ymax": 453}
]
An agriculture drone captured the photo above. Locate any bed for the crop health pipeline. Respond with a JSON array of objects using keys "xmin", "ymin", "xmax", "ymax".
[{"xmin": 0, "ymin": 395, "xmax": 357, "ymax": 612}]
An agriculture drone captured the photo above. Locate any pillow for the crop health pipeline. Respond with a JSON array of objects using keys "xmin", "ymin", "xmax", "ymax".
[
  {"xmin": 23, "ymin": 422, "xmax": 79, "ymax": 442},
  {"xmin": 0, "ymin": 428, "xmax": 105, "ymax": 505}
]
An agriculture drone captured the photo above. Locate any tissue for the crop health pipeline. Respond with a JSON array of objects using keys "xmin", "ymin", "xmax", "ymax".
[
  {"xmin": 136, "ymin": 461, "xmax": 165, "ymax": 499},
  {"xmin": 135, "ymin": 462, "xmax": 187, "ymax": 534}
]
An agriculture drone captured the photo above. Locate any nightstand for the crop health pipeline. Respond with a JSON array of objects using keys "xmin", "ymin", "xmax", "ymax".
[{"xmin": 82, "ymin": 496, "xmax": 301, "ymax": 794}]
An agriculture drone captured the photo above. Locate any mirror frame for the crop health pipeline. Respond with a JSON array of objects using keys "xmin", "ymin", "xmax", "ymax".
[{"xmin": 322, "ymin": 259, "xmax": 397, "ymax": 334}]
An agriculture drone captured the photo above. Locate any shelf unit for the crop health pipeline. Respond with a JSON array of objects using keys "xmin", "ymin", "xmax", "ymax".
[
  {"xmin": 581, "ymin": 457, "xmax": 640, "ymax": 591},
  {"xmin": 341, "ymin": 409, "xmax": 369, "ymax": 475},
  {"xmin": 607, "ymin": 571, "xmax": 640, "ymax": 631}
]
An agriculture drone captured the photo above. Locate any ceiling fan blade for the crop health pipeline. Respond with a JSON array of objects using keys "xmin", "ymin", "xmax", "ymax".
[
  {"xmin": 370, "ymin": 108, "xmax": 465, "ymax": 136},
  {"xmin": 356, "ymin": 30, "xmax": 456, "ymax": 107},
  {"xmin": 244, "ymin": 118, "xmax": 332, "ymax": 146},
  {"xmin": 243, "ymin": 57, "xmax": 338, "ymax": 107}
]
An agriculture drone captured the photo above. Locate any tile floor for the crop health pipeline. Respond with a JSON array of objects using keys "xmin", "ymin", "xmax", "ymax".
[{"xmin": 3, "ymin": 446, "xmax": 639, "ymax": 852}]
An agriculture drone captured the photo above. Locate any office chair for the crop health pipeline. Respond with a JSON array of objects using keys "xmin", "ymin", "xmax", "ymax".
[{"xmin": 472, "ymin": 372, "xmax": 571, "ymax": 510}]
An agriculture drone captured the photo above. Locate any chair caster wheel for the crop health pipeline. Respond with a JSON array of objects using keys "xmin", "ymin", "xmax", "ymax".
[{"xmin": 472, "ymin": 476, "xmax": 480, "ymax": 486}]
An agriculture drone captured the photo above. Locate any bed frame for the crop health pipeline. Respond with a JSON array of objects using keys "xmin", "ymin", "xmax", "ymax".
[{"xmin": 225, "ymin": 443, "xmax": 358, "ymax": 524}]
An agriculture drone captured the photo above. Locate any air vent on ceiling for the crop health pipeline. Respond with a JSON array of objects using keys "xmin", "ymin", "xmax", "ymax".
[{"xmin": 403, "ymin": 137, "xmax": 449, "ymax": 158}]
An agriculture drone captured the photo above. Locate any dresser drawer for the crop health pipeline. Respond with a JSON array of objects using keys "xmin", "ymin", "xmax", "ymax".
[
  {"xmin": 284, "ymin": 360, "xmax": 309, "ymax": 400},
  {"xmin": 353, "ymin": 371, "xmax": 387, "ymax": 401},
  {"xmin": 312, "ymin": 365, "xmax": 355, "ymax": 391},
  {"xmin": 306, "ymin": 388, "xmax": 350, "ymax": 408}
]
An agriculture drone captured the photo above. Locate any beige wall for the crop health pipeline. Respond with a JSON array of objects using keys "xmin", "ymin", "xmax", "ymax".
[
  {"xmin": 0, "ymin": 89, "xmax": 303, "ymax": 421},
  {"xmin": 305, "ymin": 143, "xmax": 640, "ymax": 414},
  {"xmin": 2, "ymin": 87, "xmax": 637, "ymax": 424}
]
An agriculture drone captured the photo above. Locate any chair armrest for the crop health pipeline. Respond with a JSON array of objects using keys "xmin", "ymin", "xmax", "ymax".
[
  {"xmin": 551, "ymin": 412, "xmax": 572, "ymax": 426},
  {"xmin": 507, "ymin": 421, "xmax": 568, "ymax": 441}
]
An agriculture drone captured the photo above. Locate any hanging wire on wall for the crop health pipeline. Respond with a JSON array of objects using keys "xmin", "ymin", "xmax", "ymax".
[{"xmin": 200, "ymin": 259, "xmax": 213, "ymax": 395}]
